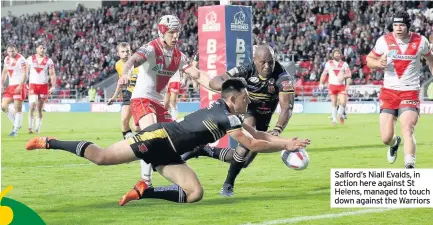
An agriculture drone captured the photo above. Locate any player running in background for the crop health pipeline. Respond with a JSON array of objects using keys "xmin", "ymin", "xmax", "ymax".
[
  {"xmin": 25, "ymin": 78, "xmax": 310, "ymax": 205},
  {"xmin": 183, "ymin": 45, "xmax": 296, "ymax": 196},
  {"xmin": 163, "ymin": 70, "xmax": 184, "ymax": 120},
  {"xmin": 1, "ymin": 44, "xmax": 27, "ymax": 136},
  {"xmin": 27, "ymin": 43, "xmax": 56, "ymax": 134},
  {"xmin": 366, "ymin": 11, "xmax": 433, "ymax": 169},
  {"xmin": 118, "ymin": 15, "xmax": 214, "ymax": 192},
  {"xmin": 163, "ymin": 52, "xmax": 200, "ymax": 120},
  {"xmin": 107, "ymin": 42, "xmax": 140, "ymax": 139},
  {"xmin": 319, "ymin": 49, "xmax": 352, "ymax": 125}
]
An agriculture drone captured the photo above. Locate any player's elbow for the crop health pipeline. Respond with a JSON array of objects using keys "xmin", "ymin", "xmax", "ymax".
[
  {"xmin": 366, "ymin": 56, "xmax": 377, "ymax": 69},
  {"xmin": 209, "ymin": 78, "xmax": 222, "ymax": 91}
]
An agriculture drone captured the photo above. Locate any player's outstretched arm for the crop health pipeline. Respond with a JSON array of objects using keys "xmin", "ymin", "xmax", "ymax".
[
  {"xmin": 119, "ymin": 53, "xmax": 146, "ymax": 87},
  {"xmin": 183, "ymin": 65, "xmax": 218, "ymax": 92},
  {"xmin": 209, "ymin": 73, "xmax": 229, "ymax": 91},
  {"xmin": 228, "ymin": 123, "xmax": 310, "ymax": 153},
  {"xmin": 242, "ymin": 123, "xmax": 310, "ymax": 151}
]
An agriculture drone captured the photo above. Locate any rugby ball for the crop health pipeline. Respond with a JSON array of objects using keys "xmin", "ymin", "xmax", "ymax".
[{"xmin": 281, "ymin": 148, "xmax": 310, "ymax": 170}]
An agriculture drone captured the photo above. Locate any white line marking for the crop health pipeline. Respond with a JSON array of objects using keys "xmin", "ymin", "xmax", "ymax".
[
  {"xmin": 242, "ymin": 208, "xmax": 397, "ymax": 225},
  {"xmin": 1, "ymin": 163, "xmax": 93, "ymax": 170}
]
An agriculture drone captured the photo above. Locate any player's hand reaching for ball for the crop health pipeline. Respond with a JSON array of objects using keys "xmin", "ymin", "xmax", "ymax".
[{"xmin": 284, "ymin": 137, "xmax": 311, "ymax": 151}]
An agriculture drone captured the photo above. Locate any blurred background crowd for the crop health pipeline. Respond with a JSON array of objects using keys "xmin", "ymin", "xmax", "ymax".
[{"xmin": 2, "ymin": 1, "xmax": 433, "ymax": 101}]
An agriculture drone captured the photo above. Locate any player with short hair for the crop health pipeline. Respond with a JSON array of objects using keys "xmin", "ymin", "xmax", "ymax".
[
  {"xmin": 117, "ymin": 15, "xmax": 213, "ymax": 192},
  {"xmin": 319, "ymin": 49, "xmax": 352, "ymax": 125},
  {"xmin": 25, "ymin": 78, "xmax": 311, "ymax": 205},
  {"xmin": 183, "ymin": 44, "xmax": 296, "ymax": 197},
  {"xmin": 366, "ymin": 11, "xmax": 433, "ymax": 169},
  {"xmin": 107, "ymin": 42, "xmax": 140, "ymax": 139},
  {"xmin": 1, "ymin": 44, "xmax": 27, "ymax": 136},
  {"xmin": 27, "ymin": 43, "xmax": 56, "ymax": 134}
]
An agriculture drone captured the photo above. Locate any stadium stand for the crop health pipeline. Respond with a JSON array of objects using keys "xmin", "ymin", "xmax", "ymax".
[{"xmin": 1, "ymin": 1, "xmax": 432, "ymax": 101}]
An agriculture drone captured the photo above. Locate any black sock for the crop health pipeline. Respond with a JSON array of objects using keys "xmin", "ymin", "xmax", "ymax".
[
  {"xmin": 141, "ymin": 184, "xmax": 187, "ymax": 203},
  {"xmin": 122, "ymin": 129, "xmax": 132, "ymax": 139},
  {"xmin": 48, "ymin": 140, "xmax": 93, "ymax": 157},
  {"xmin": 224, "ymin": 151, "xmax": 245, "ymax": 186},
  {"xmin": 208, "ymin": 147, "xmax": 233, "ymax": 162}
]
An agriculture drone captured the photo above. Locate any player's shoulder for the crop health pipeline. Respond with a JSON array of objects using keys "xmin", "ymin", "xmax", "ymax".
[
  {"xmin": 273, "ymin": 61, "xmax": 290, "ymax": 77},
  {"xmin": 115, "ymin": 59, "xmax": 123, "ymax": 66},
  {"xmin": 418, "ymin": 34, "xmax": 430, "ymax": 43},
  {"xmin": 17, "ymin": 54, "xmax": 26, "ymax": 60},
  {"xmin": 376, "ymin": 35, "xmax": 387, "ymax": 43},
  {"xmin": 227, "ymin": 114, "xmax": 244, "ymax": 127}
]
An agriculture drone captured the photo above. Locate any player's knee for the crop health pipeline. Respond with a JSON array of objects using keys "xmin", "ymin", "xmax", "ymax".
[
  {"xmin": 381, "ymin": 133, "xmax": 394, "ymax": 145},
  {"xmin": 1, "ymin": 104, "xmax": 8, "ymax": 112},
  {"xmin": 121, "ymin": 117, "xmax": 130, "ymax": 128},
  {"xmin": 401, "ymin": 123, "xmax": 415, "ymax": 137},
  {"xmin": 186, "ymin": 185, "xmax": 204, "ymax": 203},
  {"xmin": 132, "ymin": 126, "xmax": 141, "ymax": 132},
  {"xmin": 92, "ymin": 153, "xmax": 109, "ymax": 165}
]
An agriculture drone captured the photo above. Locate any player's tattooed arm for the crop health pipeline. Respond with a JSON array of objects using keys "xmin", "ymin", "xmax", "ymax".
[
  {"xmin": 118, "ymin": 53, "xmax": 145, "ymax": 87},
  {"xmin": 183, "ymin": 65, "xmax": 218, "ymax": 92}
]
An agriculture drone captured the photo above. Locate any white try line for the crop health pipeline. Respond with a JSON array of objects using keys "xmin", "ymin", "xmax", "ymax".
[{"xmin": 242, "ymin": 208, "xmax": 397, "ymax": 225}]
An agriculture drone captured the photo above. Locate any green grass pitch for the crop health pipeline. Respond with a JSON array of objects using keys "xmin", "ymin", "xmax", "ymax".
[{"xmin": 2, "ymin": 112, "xmax": 433, "ymax": 225}]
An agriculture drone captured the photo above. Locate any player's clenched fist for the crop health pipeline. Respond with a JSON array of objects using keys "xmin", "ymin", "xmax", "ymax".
[{"xmin": 118, "ymin": 74, "xmax": 129, "ymax": 88}]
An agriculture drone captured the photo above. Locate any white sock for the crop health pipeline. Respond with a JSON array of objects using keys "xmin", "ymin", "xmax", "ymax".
[
  {"xmin": 13, "ymin": 112, "xmax": 23, "ymax": 132},
  {"xmin": 171, "ymin": 108, "xmax": 178, "ymax": 120},
  {"xmin": 140, "ymin": 160, "xmax": 153, "ymax": 185},
  {"xmin": 389, "ymin": 135, "xmax": 397, "ymax": 147},
  {"xmin": 404, "ymin": 154, "xmax": 416, "ymax": 166},
  {"xmin": 332, "ymin": 106, "xmax": 338, "ymax": 122},
  {"xmin": 5, "ymin": 109, "xmax": 15, "ymax": 124},
  {"xmin": 338, "ymin": 105, "xmax": 344, "ymax": 115},
  {"xmin": 28, "ymin": 113, "xmax": 34, "ymax": 130},
  {"xmin": 36, "ymin": 117, "xmax": 42, "ymax": 131}
]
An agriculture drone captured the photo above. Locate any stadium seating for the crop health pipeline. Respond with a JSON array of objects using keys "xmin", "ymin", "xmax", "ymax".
[{"xmin": 1, "ymin": 1, "xmax": 432, "ymax": 100}]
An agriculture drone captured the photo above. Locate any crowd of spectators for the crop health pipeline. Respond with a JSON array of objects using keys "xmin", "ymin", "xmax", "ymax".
[{"xmin": 1, "ymin": 1, "xmax": 432, "ymax": 100}]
